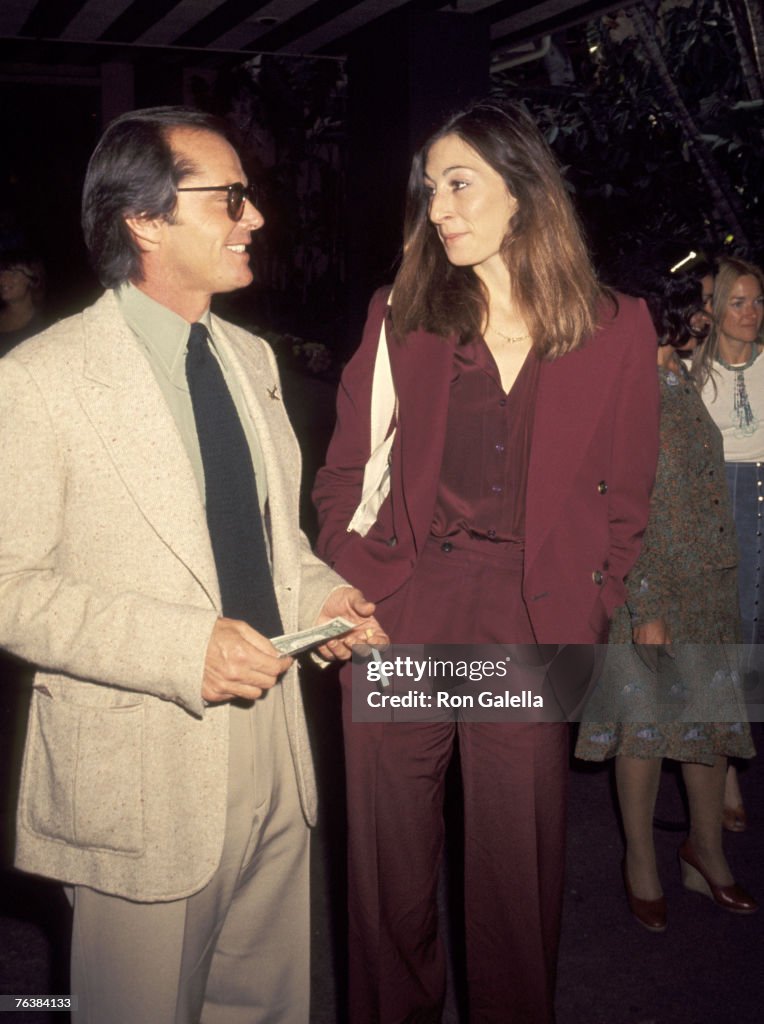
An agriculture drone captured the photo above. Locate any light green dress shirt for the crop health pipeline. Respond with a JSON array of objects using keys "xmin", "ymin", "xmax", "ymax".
[{"xmin": 116, "ymin": 283, "xmax": 268, "ymax": 516}]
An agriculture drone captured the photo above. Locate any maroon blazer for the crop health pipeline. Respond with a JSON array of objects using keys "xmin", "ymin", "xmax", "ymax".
[{"xmin": 314, "ymin": 288, "xmax": 659, "ymax": 644}]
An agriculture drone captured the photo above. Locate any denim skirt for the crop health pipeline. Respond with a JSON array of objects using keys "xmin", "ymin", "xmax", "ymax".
[{"xmin": 725, "ymin": 461, "xmax": 764, "ymax": 669}]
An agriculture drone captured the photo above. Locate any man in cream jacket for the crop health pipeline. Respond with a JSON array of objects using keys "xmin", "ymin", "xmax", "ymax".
[{"xmin": 0, "ymin": 106, "xmax": 382, "ymax": 1024}]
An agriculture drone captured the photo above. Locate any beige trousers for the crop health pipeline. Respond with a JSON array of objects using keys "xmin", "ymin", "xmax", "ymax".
[{"xmin": 69, "ymin": 691, "xmax": 310, "ymax": 1024}]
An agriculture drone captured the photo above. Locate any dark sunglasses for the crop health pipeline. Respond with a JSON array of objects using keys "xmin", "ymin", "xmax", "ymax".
[{"xmin": 176, "ymin": 181, "xmax": 258, "ymax": 222}]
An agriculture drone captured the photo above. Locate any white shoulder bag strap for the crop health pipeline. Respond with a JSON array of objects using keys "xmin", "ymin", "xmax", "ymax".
[{"xmin": 347, "ymin": 296, "xmax": 398, "ymax": 536}]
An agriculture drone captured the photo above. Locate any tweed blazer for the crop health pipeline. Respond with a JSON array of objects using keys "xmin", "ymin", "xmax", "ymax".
[
  {"xmin": 0, "ymin": 290, "xmax": 345, "ymax": 902},
  {"xmin": 314, "ymin": 288, "xmax": 660, "ymax": 644}
]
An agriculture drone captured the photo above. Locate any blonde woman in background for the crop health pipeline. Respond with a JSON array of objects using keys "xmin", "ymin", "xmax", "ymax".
[{"xmin": 695, "ymin": 257, "xmax": 764, "ymax": 832}]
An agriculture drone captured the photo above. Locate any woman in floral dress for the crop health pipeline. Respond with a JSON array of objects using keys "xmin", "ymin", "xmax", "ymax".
[{"xmin": 576, "ymin": 272, "xmax": 756, "ymax": 931}]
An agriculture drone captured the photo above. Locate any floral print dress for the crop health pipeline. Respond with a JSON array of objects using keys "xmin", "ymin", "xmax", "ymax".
[{"xmin": 576, "ymin": 362, "xmax": 754, "ymax": 765}]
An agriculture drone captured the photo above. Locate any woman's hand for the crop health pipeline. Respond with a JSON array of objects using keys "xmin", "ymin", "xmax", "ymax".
[
  {"xmin": 632, "ymin": 619, "xmax": 671, "ymax": 647},
  {"xmin": 632, "ymin": 618, "xmax": 672, "ymax": 671}
]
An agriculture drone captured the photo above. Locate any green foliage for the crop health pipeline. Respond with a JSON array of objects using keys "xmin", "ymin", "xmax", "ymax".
[
  {"xmin": 492, "ymin": 0, "xmax": 764, "ymax": 286},
  {"xmin": 206, "ymin": 2, "xmax": 763, "ymax": 326}
]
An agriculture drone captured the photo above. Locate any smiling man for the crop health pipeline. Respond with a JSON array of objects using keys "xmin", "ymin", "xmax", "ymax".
[{"xmin": 0, "ymin": 107, "xmax": 384, "ymax": 1023}]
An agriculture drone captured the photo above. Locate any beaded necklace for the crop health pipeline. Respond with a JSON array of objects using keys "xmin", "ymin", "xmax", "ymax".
[{"xmin": 716, "ymin": 346, "xmax": 760, "ymax": 437}]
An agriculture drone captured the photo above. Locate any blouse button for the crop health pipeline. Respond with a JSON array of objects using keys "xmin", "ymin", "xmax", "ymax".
[
  {"xmin": 597, "ymin": 480, "xmax": 608, "ymax": 495},
  {"xmin": 592, "ymin": 570, "xmax": 604, "ymax": 585},
  {"xmin": 386, "ymin": 535, "xmax": 398, "ymax": 547},
  {"xmin": 491, "ymin": 484, "xmax": 502, "ymax": 494},
  {"xmin": 495, "ymin": 443, "xmax": 505, "ymax": 453},
  {"xmin": 487, "ymin": 529, "xmax": 497, "ymax": 539},
  {"xmin": 440, "ymin": 541, "xmax": 453, "ymax": 553}
]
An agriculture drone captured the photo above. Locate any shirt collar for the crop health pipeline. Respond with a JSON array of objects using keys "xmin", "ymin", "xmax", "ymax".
[{"xmin": 116, "ymin": 283, "xmax": 213, "ymax": 387}]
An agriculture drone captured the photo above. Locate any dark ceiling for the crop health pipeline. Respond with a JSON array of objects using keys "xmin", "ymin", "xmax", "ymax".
[{"xmin": 0, "ymin": 0, "xmax": 623, "ymax": 65}]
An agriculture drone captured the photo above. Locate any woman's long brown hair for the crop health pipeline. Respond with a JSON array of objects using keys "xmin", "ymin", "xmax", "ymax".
[{"xmin": 391, "ymin": 101, "xmax": 605, "ymax": 359}]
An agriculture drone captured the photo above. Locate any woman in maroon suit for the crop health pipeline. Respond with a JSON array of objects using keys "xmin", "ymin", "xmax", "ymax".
[{"xmin": 314, "ymin": 102, "xmax": 659, "ymax": 1023}]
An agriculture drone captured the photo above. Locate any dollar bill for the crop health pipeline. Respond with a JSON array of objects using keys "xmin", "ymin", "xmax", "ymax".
[{"xmin": 270, "ymin": 616, "xmax": 356, "ymax": 656}]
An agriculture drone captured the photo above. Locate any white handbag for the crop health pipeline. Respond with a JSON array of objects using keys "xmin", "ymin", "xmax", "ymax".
[{"xmin": 347, "ymin": 299, "xmax": 398, "ymax": 536}]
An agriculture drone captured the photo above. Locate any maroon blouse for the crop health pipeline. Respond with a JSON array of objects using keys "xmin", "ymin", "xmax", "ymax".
[{"xmin": 431, "ymin": 337, "xmax": 541, "ymax": 543}]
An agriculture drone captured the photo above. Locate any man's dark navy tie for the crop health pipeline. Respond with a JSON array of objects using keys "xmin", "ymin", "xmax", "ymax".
[{"xmin": 185, "ymin": 322, "xmax": 283, "ymax": 637}]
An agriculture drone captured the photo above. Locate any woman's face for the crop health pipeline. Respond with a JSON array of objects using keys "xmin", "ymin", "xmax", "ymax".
[
  {"xmin": 0, "ymin": 266, "xmax": 33, "ymax": 305},
  {"xmin": 424, "ymin": 134, "xmax": 517, "ymax": 276},
  {"xmin": 719, "ymin": 273, "xmax": 764, "ymax": 348}
]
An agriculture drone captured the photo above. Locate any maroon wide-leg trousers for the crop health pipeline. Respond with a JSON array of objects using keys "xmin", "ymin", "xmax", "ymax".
[{"xmin": 342, "ymin": 537, "xmax": 570, "ymax": 1023}]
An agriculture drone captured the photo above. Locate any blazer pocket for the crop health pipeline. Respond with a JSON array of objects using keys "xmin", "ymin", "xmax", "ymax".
[{"xmin": 25, "ymin": 693, "xmax": 145, "ymax": 855}]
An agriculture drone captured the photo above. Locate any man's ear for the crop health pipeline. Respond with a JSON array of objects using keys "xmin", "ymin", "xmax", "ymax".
[{"xmin": 123, "ymin": 213, "xmax": 165, "ymax": 254}]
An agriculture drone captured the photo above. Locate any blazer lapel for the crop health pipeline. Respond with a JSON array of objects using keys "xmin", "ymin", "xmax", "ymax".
[
  {"xmin": 75, "ymin": 293, "xmax": 220, "ymax": 608},
  {"xmin": 215, "ymin": 326, "xmax": 308, "ymax": 755}
]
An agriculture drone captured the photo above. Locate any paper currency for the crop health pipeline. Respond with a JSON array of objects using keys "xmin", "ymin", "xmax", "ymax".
[{"xmin": 270, "ymin": 616, "xmax": 356, "ymax": 656}]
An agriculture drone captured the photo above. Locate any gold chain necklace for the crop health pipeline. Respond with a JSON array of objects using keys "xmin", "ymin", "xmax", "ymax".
[{"xmin": 487, "ymin": 323, "xmax": 530, "ymax": 344}]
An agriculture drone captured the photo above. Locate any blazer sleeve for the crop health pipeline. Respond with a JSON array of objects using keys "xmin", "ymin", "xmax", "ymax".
[
  {"xmin": 624, "ymin": 501, "xmax": 675, "ymax": 627},
  {"xmin": 312, "ymin": 288, "xmax": 394, "ymax": 586},
  {"xmin": 599, "ymin": 297, "xmax": 660, "ymax": 618},
  {"xmin": 0, "ymin": 353, "xmax": 217, "ymax": 718}
]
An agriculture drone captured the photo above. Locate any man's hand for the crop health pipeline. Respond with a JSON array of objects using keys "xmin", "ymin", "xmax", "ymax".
[
  {"xmin": 315, "ymin": 587, "xmax": 389, "ymax": 661},
  {"xmin": 202, "ymin": 617, "xmax": 293, "ymax": 704}
]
